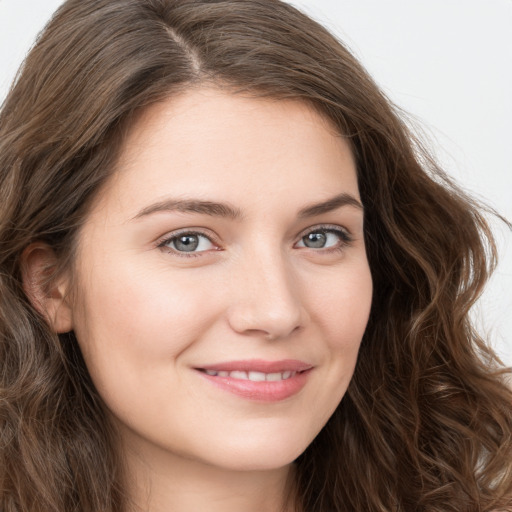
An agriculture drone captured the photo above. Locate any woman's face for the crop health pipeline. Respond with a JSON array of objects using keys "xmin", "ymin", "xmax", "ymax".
[{"xmin": 69, "ymin": 88, "xmax": 372, "ymax": 472}]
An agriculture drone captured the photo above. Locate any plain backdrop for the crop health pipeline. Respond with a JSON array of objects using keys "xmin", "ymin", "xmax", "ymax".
[{"xmin": 1, "ymin": 0, "xmax": 511, "ymax": 365}]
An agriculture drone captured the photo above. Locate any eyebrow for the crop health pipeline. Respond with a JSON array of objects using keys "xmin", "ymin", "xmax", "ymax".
[
  {"xmin": 132, "ymin": 199, "xmax": 243, "ymax": 220},
  {"xmin": 297, "ymin": 192, "xmax": 363, "ymax": 218},
  {"xmin": 132, "ymin": 192, "xmax": 363, "ymax": 221}
]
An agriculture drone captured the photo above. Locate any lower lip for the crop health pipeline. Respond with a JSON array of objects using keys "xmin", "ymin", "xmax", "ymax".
[{"xmin": 197, "ymin": 369, "xmax": 312, "ymax": 402}]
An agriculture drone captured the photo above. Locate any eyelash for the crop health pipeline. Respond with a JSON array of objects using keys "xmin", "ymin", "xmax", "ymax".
[
  {"xmin": 296, "ymin": 225, "xmax": 353, "ymax": 252},
  {"xmin": 157, "ymin": 229, "xmax": 218, "ymax": 258},
  {"xmin": 157, "ymin": 224, "xmax": 353, "ymax": 258}
]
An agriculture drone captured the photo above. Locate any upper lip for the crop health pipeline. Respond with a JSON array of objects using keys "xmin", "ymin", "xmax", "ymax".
[{"xmin": 197, "ymin": 359, "xmax": 313, "ymax": 373}]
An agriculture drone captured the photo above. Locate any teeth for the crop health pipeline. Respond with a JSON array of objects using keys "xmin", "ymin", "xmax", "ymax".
[
  {"xmin": 248, "ymin": 371, "xmax": 266, "ymax": 381},
  {"xmin": 230, "ymin": 371, "xmax": 247, "ymax": 379},
  {"xmin": 203, "ymin": 369, "xmax": 297, "ymax": 381}
]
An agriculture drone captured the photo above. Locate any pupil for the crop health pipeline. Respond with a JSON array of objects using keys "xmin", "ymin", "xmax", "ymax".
[
  {"xmin": 305, "ymin": 232, "xmax": 326, "ymax": 248},
  {"xmin": 175, "ymin": 235, "xmax": 199, "ymax": 252}
]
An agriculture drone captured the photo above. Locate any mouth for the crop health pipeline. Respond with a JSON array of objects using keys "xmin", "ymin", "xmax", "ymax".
[
  {"xmin": 195, "ymin": 359, "xmax": 313, "ymax": 402},
  {"xmin": 199, "ymin": 369, "xmax": 302, "ymax": 381}
]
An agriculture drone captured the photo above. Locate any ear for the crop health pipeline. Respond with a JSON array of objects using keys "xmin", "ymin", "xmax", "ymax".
[{"xmin": 21, "ymin": 242, "xmax": 73, "ymax": 333}]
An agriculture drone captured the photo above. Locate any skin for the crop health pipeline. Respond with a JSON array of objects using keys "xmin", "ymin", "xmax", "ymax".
[{"xmin": 49, "ymin": 88, "xmax": 373, "ymax": 511}]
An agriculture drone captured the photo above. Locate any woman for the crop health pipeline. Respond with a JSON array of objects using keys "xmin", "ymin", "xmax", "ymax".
[{"xmin": 1, "ymin": 1, "xmax": 511, "ymax": 511}]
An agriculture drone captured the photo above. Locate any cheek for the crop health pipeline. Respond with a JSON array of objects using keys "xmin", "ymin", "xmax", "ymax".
[
  {"xmin": 70, "ymin": 264, "xmax": 218, "ymax": 423},
  {"xmin": 303, "ymin": 260, "xmax": 372, "ymax": 410},
  {"xmin": 75, "ymin": 262, "xmax": 217, "ymax": 353},
  {"xmin": 70, "ymin": 260, "xmax": 224, "ymax": 411},
  {"xmin": 295, "ymin": 264, "xmax": 372, "ymax": 436},
  {"xmin": 311, "ymin": 261, "xmax": 373, "ymax": 351}
]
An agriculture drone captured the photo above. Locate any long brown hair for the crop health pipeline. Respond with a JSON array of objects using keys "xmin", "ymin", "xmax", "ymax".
[{"xmin": 1, "ymin": 1, "xmax": 511, "ymax": 511}]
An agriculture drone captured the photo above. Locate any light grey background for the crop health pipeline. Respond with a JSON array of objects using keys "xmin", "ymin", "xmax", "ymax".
[{"xmin": 1, "ymin": 0, "xmax": 510, "ymax": 365}]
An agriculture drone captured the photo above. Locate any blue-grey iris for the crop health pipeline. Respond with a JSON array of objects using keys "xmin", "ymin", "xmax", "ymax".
[
  {"xmin": 174, "ymin": 234, "xmax": 199, "ymax": 252},
  {"xmin": 303, "ymin": 232, "xmax": 326, "ymax": 248}
]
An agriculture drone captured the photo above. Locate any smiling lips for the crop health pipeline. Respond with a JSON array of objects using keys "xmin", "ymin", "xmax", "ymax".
[
  {"xmin": 203, "ymin": 369, "xmax": 298, "ymax": 381},
  {"xmin": 196, "ymin": 359, "xmax": 313, "ymax": 401}
]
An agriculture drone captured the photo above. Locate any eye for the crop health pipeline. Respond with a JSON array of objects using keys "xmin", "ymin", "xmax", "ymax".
[
  {"xmin": 295, "ymin": 227, "xmax": 352, "ymax": 250},
  {"xmin": 159, "ymin": 231, "xmax": 216, "ymax": 254}
]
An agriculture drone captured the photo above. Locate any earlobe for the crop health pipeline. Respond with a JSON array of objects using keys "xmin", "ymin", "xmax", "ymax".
[{"xmin": 21, "ymin": 242, "xmax": 73, "ymax": 333}]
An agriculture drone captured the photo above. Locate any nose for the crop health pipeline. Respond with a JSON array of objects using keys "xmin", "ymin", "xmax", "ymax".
[{"xmin": 226, "ymin": 250, "xmax": 307, "ymax": 340}]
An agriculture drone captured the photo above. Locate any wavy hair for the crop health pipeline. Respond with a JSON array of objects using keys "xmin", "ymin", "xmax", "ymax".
[{"xmin": 1, "ymin": 1, "xmax": 511, "ymax": 511}]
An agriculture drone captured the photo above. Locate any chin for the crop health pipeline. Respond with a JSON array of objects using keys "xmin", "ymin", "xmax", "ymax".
[{"xmin": 198, "ymin": 429, "xmax": 314, "ymax": 472}]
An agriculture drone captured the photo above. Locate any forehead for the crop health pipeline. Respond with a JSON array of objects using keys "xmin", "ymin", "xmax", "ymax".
[{"xmin": 93, "ymin": 87, "xmax": 359, "ymax": 219}]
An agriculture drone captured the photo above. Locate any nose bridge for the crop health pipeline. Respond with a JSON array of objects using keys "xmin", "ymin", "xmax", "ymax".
[{"xmin": 227, "ymin": 242, "xmax": 305, "ymax": 339}]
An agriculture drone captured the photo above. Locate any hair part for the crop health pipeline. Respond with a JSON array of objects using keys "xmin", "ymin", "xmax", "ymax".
[{"xmin": 1, "ymin": 1, "xmax": 511, "ymax": 511}]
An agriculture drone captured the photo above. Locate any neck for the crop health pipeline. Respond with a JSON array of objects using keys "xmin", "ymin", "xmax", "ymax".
[{"xmin": 122, "ymin": 436, "xmax": 297, "ymax": 512}]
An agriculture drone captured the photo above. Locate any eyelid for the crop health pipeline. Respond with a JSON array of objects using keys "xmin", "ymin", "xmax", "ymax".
[
  {"xmin": 156, "ymin": 228, "xmax": 221, "ymax": 256},
  {"xmin": 294, "ymin": 224, "xmax": 353, "ymax": 248},
  {"xmin": 155, "ymin": 223, "xmax": 353, "ymax": 257}
]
